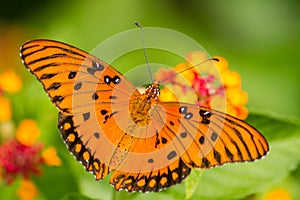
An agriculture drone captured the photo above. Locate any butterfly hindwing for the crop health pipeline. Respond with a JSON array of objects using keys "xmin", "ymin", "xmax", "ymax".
[
  {"xmin": 58, "ymin": 112, "xmax": 111, "ymax": 180},
  {"xmin": 110, "ymin": 158, "xmax": 191, "ymax": 192}
]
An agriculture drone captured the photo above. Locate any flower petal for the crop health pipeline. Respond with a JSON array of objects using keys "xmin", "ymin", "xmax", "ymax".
[
  {"xmin": 16, "ymin": 119, "xmax": 40, "ymax": 146},
  {"xmin": 212, "ymin": 56, "xmax": 228, "ymax": 72},
  {"xmin": 186, "ymin": 51, "xmax": 207, "ymax": 67},
  {"xmin": 222, "ymin": 69, "xmax": 241, "ymax": 87},
  {"xmin": 42, "ymin": 146, "xmax": 62, "ymax": 166},
  {"xmin": 264, "ymin": 188, "xmax": 291, "ymax": 200},
  {"xmin": 174, "ymin": 63, "xmax": 195, "ymax": 84},
  {"xmin": 0, "ymin": 97, "xmax": 11, "ymax": 122},
  {"xmin": 0, "ymin": 70, "xmax": 22, "ymax": 93},
  {"xmin": 226, "ymin": 88, "xmax": 248, "ymax": 106},
  {"xmin": 235, "ymin": 106, "xmax": 249, "ymax": 120},
  {"xmin": 154, "ymin": 68, "xmax": 176, "ymax": 84},
  {"xmin": 158, "ymin": 86, "xmax": 178, "ymax": 102},
  {"xmin": 17, "ymin": 179, "xmax": 39, "ymax": 200}
]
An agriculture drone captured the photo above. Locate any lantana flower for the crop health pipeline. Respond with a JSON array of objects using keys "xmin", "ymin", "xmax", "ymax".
[
  {"xmin": 263, "ymin": 188, "xmax": 292, "ymax": 200},
  {"xmin": 0, "ymin": 70, "xmax": 61, "ymax": 200},
  {"xmin": 0, "ymin": 119, "xmax": 61, "ymax": 200},
  {"xmin": 0, "ymin": 96, "xmax": 12, "ymax": 122},
  {"xmin": 155, "ymin": 51, "xmax": 248, "ymax": 119},
  {"xmin": 0, "ymin": 70, "xmax": 22, "ymax": 94},
  {"xmin": 0, "ymin": 70, "xmax": 22, "ymax": 123}
]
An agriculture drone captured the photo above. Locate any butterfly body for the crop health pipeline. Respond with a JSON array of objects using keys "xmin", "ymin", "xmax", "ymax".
[
  {"xmin": 20, "ymin": 39, "xmax": 269, "ymax": 192},
  {"xmin": 129, "ymin": 92, "xmax": 153, "ymax": 127}
]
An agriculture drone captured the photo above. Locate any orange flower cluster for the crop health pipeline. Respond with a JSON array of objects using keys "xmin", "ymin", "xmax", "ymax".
[
  {"xmin": 155, "ymin": 51, "xmax": 248, "ymax": 119},
  {"xmin": 0, "ymin": 70, "xmax": 22, "ymax": 122},
  {"xmin": 0, "ymin": 70, "xmax": 61, "ymax": 200},
  {"xmin": 212, "ymin": 56, "xmax": 249, "ymax": 119},
  {"xmin": 263, "ymin": 188, "xmax": 292, "ymax": 200}
]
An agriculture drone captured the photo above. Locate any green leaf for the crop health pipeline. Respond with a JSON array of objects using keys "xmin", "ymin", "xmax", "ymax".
[
  {"xmin": 246, "ymin": 113, "xmax": 300, "ymax": 141},
  {"xmin": 33, "ymin": 164, "xmax": 79, "ymax": 200},
  {"xmin": 0, "ymin": 180, "xmax": 20, "ymax": 200},
  {"xmin": 61, "ymin": 193, "xmax": 99, "ymax": 200},
  {"xmin": 10, "ymin": 79, "xmax": 55, "ymax": 123},
  {"xmin": 185, "ymin": 169, "xmax": 203, "ymax": 199}
]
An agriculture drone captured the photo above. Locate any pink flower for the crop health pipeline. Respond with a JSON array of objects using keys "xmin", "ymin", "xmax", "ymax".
[
  {"xmin": 155, "ymin": 51, "xmax": 249, "ymax": 119},
  {"xmin": 0, "ymin": 139, "xmax": 43, "ymax": 184}
]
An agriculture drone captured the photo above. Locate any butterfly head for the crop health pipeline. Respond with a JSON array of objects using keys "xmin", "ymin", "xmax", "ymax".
[{"xmin": 145, "ymin": 83, "xmax": 160, "ymax": 101}]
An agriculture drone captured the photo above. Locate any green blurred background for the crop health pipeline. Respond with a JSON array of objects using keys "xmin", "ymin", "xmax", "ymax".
[
  {"xmin": 1, "ymin": 0, "xmax": 299, "ymax": 119},
  {"xmin": 0, "ymin": 0, "xmax": 299, "ymax": 200}
]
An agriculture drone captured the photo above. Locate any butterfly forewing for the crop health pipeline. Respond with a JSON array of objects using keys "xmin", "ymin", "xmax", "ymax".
[
  {"xmin": 20, "ymin": 39, "xmax": 141, "ymax": 182},
  {"xmin": 20, "ymin": 40, "xmax": 135, "ymax": 115}
]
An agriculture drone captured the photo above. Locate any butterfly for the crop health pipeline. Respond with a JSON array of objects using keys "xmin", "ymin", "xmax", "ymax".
[{"xmin": 20, "ymin": 39, "xmax": 269, "ymax": 192}]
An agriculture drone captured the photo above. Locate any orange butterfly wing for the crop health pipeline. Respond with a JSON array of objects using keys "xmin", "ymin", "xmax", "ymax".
[
  {"xmin": 20, "ymin": 40, "xmax": 135, "ymax": 114},
  {"xmin": 156, "ymin": 103, "xmax": 269, "ymax": 167},
  {"xmin": 20, "ymin": 40, "xmax": 269, "ymax": 193}
]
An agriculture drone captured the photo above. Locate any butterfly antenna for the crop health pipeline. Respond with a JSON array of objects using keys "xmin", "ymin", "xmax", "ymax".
[
  {"xmin": 159, "ymin": 57, "xmax": 220, "ymax": 84},
  {"xmin": 135, "ymin": 22, "xmax": 154, "ymax": 83}
]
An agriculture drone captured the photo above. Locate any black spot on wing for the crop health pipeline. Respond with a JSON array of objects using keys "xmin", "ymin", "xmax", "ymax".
[
  {"xmin": 213, "ymin": 149, "xmax": 221, "ymax": 164},
  {"xmin": 199, "ymin": 136, "xmax": 205, "ymax": 144},
  {"xmin": 94, "ymin": 132, "xmax": 100, "ymax": 139},
  {"xmin": 83, "ymin": 112, "xmax": 90, "ymax": 121},
  {"xmin": 211, "ymin": 132, "xmax": 218, "ymax": 141},
  {"xmin": 92, "ymin": 60, "xmax": 104, "ymax": 71},
  {"xmin": 40, "ymin": 73, "xmax": 57, "ymax": 79},
  {"xmin": 92, "ymin": 93, "xmax": 99, "ymax": 100},
  {"xmin": 74, "ymin": 82, "xmax": 82, "ymax": 90},
  {"xmin": 68, "ymin": 71, "xmax": 77, "ymax": 79},
  {"xmin": 201, "ymin": 157, "xmax": 210, "ymax": 168},
  {"xmin": 167, "ymin": 151, "xmax": 177, "ymax": 160},
  {"xmin": 47, "ymin": 82, "xmax": 62, "ymax": 91}
]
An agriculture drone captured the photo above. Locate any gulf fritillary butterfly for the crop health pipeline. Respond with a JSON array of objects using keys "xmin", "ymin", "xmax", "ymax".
[{"xmin": 20, "ymin": 39, "xmax": 269, "ymax": 192}]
